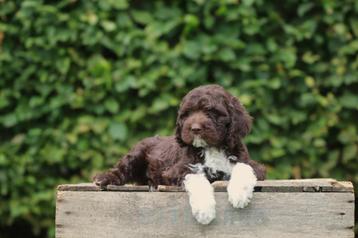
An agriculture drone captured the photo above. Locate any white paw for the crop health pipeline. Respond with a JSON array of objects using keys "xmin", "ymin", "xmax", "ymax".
[
  {"xmin": 184, "ymin": 174, "xmax": 216, "ymax": 225},
  {"xmin": 227, "ymin": 163, "xmax": 257, "ymax": 208},
  {"xmin": 191, "ymin": 199, "xmax": 216, "ymax": 225},
  {"xmin": 227, "ymin": 184, "xmax": 254, "ymax": 208}
]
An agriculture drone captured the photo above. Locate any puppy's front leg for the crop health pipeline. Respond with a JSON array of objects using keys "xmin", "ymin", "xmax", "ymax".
[
  {"xmin": 227, "ymin": 163, "xmax": 257, "ymax": 208},
  {"xmin": 183, "ymin": 174, "xmax": 216, "ymax": 225}
]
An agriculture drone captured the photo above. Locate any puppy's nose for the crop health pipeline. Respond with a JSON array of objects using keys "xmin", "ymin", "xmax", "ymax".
[{"xmin": 191, "ymin": 123, "xmax": 202, "ymax": 134}]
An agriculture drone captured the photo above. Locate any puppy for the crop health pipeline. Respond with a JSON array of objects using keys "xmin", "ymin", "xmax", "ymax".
[{"xmin": 93, "ymin": 84, "xmax": 266, "ymax": 224}]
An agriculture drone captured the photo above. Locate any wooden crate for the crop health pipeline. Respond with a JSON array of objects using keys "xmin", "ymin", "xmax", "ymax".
[{"xmin": 56, "ymin": 179, "xmax": 354, "ymax": 238}]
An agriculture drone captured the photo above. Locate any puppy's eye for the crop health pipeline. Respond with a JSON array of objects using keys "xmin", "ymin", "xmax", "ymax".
[
  {"xmin": 180, "ymin": 111, "xmax": 189, "ymax": 119},
  {"xmin": 208, "ymin": 108, "xmax": 227, "ymax": 118}
]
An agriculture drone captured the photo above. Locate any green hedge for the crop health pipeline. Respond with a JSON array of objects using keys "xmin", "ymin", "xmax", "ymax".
[{"xmin": 1, "ymin": 0, "xmax": 357, "ymax": 237}]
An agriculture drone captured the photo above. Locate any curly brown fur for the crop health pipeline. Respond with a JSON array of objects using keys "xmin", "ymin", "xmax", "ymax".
[{"xmin": 93, "ymin": 85, "xmax": 266, "ymax": 188}]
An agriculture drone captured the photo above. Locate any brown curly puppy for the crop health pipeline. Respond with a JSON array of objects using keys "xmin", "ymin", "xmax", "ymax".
[{"xmin": 93, "ymin": 84, "xmax": 265, "ymax": 188}]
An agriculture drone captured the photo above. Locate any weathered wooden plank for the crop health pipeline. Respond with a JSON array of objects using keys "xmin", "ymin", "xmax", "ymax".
[
  {"xmin": 211, "ymin": 179, "xmax": 354, "ymax": 193},
  {"xmin": 107, "ymin": 184, "xmax": 150, "ymax": 191},
  {"xmin": 56, "ymin": 191, "xmax": 354, "ymax": 238},
  {"xmin": 57, "ymin": 179, "xmax": 353, "ymax": 193},
  {"xmin": 57, "ymin": 183, "xmax": 102, "ymax": 191},
  {"xmin": 321, "ymin": 181, "xmax": 354, "ymax": 192},
  {"xmin": 57, "ymin": 183, "xmax": 150, "ymax": 192},
  {"xmin": 157, "ymin": 185, "xmax": 184, "ymax": 192}
]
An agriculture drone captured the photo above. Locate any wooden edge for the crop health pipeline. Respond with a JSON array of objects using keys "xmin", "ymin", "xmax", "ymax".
[
  {"xmin": 323, "ymin": 181, "xmax": 354, "ymax": 192},
  {"xmin": 57, "ymin": 183, "xmax": 150, "ymax": 192},
  {"xmin": 157, "ymin": 185, "xmax": 184, "ymax": 192},
  {"xmin": 57, "ymin": 183, "xmax": 102, "ymax": 191},
  {"xmin": 211, "ymin": 180, "xmax": 354, "ymax": 193},
  {"xmin": 107, "ymin": 185, "xmax": 150, "ymax": 191},
  {"xmin": 57, "ymin": 179, "xmax": 354, "ymax": 193}
]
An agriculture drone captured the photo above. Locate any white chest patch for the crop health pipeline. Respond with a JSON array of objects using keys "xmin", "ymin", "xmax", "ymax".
[{"xmin": 203, "ymin": 148, "xmax": 234, "ymax": 176}]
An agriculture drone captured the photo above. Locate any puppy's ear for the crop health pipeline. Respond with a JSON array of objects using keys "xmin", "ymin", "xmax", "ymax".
[
  {"xmin": 175, "ymin": 111, "xmax": 185, "ymax": 147},
  {"xmin": 227, "ymin": 96, "xmax": 252, "ymax": 149}
]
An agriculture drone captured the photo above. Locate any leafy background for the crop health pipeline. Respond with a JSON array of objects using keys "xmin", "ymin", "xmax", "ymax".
[{"xmin": 0, "ymin": 0, "xmax": 357, "ymax": 237}]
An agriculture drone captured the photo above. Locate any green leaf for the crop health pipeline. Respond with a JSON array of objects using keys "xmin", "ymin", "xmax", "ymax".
[
  {"xmin": 339, "ymin": 92, "xmax": 358, "ymax": 109},
  {"xmin": 298, "ymin": 3, "xmax": 314, "ymax": 17},
  {"xmin": 342, "ymin": 144, "xmax": 357, "ymax": 163},
  {"xmin": 242, "ymin": 0, "xmax": 255, "ymax": 7},
  {"xmin": 1, "ymin": 114, "xmax": 17, "ymax": 127},
  {"xmin": 218, "ymin": 48, "xmax": 236, "ymax": 62},
  {"xmin": 182, "ymin": 41, "xmax": 201, "ymax": 59},
  {"xmin": 104, "ymin": 99, "xmax": 119, "ymax": 113},
  {"xmin": 109, "ymin": 122, "xmax": 127, "ymax": 141},
  {"xmin": 101, "ymin": 21, "xmax": 116, "ymax": 32},
  {"xmin": 131, "ymin": 10, "xmax": 153, "ymax": 24}
]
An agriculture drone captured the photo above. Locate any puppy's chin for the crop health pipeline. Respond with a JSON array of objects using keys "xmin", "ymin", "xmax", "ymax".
[{"xmin": 192, "ymin": 136, "xmax": 208, "ymax": 148}]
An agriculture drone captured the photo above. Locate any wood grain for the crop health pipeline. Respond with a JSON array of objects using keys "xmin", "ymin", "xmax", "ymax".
[
  {"xmin": 56, "ymin": 179, "xmax": 355, "ymax": 238},
  {"xmin": 57, "ymin": 179, "xmax": 354, "ymax": 193}
]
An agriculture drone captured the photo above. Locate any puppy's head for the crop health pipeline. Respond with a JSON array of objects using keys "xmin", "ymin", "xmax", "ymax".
[{"xmin": 175, "ymin": 84, "xmax": 252, "ymax": 151}]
